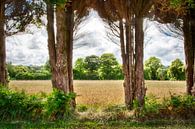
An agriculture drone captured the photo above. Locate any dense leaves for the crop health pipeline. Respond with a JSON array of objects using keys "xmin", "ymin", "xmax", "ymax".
[
  {"xmin": 144, "ymin": 57, "xmax": 164, "ymax": 80},
  {"xmin": 167, "ymin": 59, "xmax": 185, "ymax": 80},
  {"xmin": 0, "ymin": 86, "xmax": 43, "ymax": 121},
  {"xmin": 0, "ymin": 86, "xmax": 75, "ymax": 121},
  {"xmin": 7, "ymin": 63, "xmax": 51, "ymax": 80},
  {"xmin": 144, "ymin": 57, "xmax": 185, "ymax": 80},
  {"xmin": 73, "ymin": 53, "xmax": 123, "ymax": 80},
  {"xmin": 7, "ymin": 56, "xmax": 185, "ymax": 81},
  {"xmin": 136, "ymin": 95, "xmax": 195, "ymax": 119}
]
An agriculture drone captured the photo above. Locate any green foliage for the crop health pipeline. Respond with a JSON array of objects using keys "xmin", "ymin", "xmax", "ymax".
[
  {"xmin": 157, "ymin": 67, "xmax": 169, "ymax": 80},
  {"xmin": 99, "ymin": 53, "xmax": 123, "ymax": 80},
  {"xmin": 84, "ymin": 55, "xmax": 100, "ymax": 80},
  {"xmin": 136, "ymin": 95, "xmax": 195, "ymax": 119},
  {"xmin": 170, "ymin": 0, "xmax": 195, "ymax": 8},
  {"xmin": 0, "ymin": 86, "xmax": 75, "ymax": 121},
  {"xmin": 144, "ymin": 57, "xmax": 164, "ymax": 80},
  {"xmin": 73, "ymin": 53, "xmax": 123, "ymax": 80},
  {"xmin": 73, "ymin": 58, "xmax": 87, "ymax": 80},
  {"xmin": 48, "ymin": 0, "xmax": 68, "ymax": 5},
  {"xmin": 45, "ymin": 89, "xmax": 76, "ymax": 120},
  {"xmin": 0, "ymin": 86, "xmax": 43, "ymax": 121},
  {"xmin": 7, "ymin": 62, "xmax": 51, "ymax": 80},
  {"xmin": 77, "ymin": 105, "xmax": 88, "ymax": 112},
  {"xmin": 144, "ymin": 57, "xmax": 185, "ymax": 81},
  {"xmin": 167, "ymin": 59, "xmax": 185, "ymax": 80}
]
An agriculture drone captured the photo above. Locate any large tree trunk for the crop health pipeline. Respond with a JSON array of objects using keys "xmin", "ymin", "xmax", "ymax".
[
  {"xmin": 46, "ymin": 2, "xmax": 57, "ymax": 88},
  {"xmin": 120, "ymin": 19, "xmax": 135, "ymax": 110},
  {"xmin": 65, "ymin": 2, "xmax": 76, "ymax": 107},
  {"xmin": 134, "ymin": 16, "xmax": 146, "ymax": 107},
  {"xmin": 120, "ymin": 21, "xmax": 132, "ymax": 109},
  {"xmin": 183, "ymin": 15, "xmax": 194, "ymax": 95},
  {"xmin": 55, "ymin": 5, "xmax": 69, "ymax": 93},
  {"xmin": 190, "ymin": 8, "xmax": 195, "ymax": 95},
  {"xmin": 47, "ymin": 2, "xmax": 76, "ymax": 108},
  {"xmin": 0, "ymin": 1, "xmax": 8, "ymax": 86},
  {"xmin": 65, "ymin": 2, "xmax": 74, "ymax": 93}
]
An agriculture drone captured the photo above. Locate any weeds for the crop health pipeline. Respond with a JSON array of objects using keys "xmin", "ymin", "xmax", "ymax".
[
  {"xmin": 135, "ymin": 94, "xmax": 195, "ymax": 120},
  {"xmin": 0, "ymin": 86, "xmax": 75, "ymax": 121}
]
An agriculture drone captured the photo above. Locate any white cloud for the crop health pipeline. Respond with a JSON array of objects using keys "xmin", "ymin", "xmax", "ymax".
[{"xmin": 6, "ymin": 11, "xmax": 184, "ymax": 66}]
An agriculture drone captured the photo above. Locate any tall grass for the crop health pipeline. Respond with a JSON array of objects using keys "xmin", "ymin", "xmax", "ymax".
[{"xmin": 10, "ymin": 80, "xmax": 186, "ymax": 107}]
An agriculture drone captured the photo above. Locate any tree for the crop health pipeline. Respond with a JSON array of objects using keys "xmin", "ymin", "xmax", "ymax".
[
  {"xmin": 73, "ymin": 58, "xmax": 87, "ymax": 80},
  {"xmin": 130, "ymin": 0, "xmax": 154, "ymax": 107},
  {"xmin": 95, "ymin": 0, "xmax": 153, "ymax": 108},
  {"xmin": 0, "ymin": 0, "xmax": 7, "ymax": 86},
  {"xmin": 46, "ymin": 0, "xmax": 75, "ymax": 107},
  {"xmin": 157, "ymin": 66, "xmax": 169, "ymax": 80},
  {"xmin": 84, "ymin": 55, "xmax": 100, "ymax": 80},
  {"xmin": 0, "ymin": 0, "xmax": 44, "ymax": 86},
  {"xmin": 153, "ymin": 0, "xmax": 195, "ymax": 95},
  {"xmin": 46, "ymin": 0, "xmax": 74, "ymax": 93},
  {"xmin": 167, "ymin": 59, "xmax": 185, "ymax": 80},
  {"xmin": 99, "ymin": 53, "xmax": 123, "ymax": 80},
  {"xmin": 144, "ymin": 57, "xmax": 164, "ymax": 80}
]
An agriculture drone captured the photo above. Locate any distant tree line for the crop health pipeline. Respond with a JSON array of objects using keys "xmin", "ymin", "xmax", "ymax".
[
  {"xmin": 73, "ymin": 53, "xmax": 123, "ymax": 80},
  {"xmin": 7, "ymin": 54, "xmax": 185, "ymax": 81},
  {"xmin": 7, "ymin": 62, "xmax": 51, "ymax": 80},
  {"xmin": 144, "ymin": 57, "xmax": 185, "ymax": 81}
]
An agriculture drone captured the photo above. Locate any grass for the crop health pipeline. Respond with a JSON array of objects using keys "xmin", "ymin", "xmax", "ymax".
[
  {"xmin": 9, "ymin": 80, "xmax": 186, "ymax": 107},
  {"xmin": 0, "ymin": 119, "xmax": 195, "ymax": 129},
  {"xmin": 3, "ymin": 80, "xmax": 195, "ymax": 128}
]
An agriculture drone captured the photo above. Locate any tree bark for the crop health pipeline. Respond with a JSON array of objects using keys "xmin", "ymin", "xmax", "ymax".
[
  {"xmin": 47, "ymin": 2, "xmax": 76, "ymax": 108},
  {"xmin": 65, "ymin": 2, "xmax": 74, "ymax": 93},
  {"xmin": 0, "ymin": 1, "xmax": 8, "ymax": 86},
  {"xmin": 120, "ymin": 19, "xmax": 135, "ymax": 110},
  {"xmin": 65, "ymin": 2, "xmax": 76, "ymax": 107},
  {"xmin": 120, "ymin": 21, "xmax": 131, "ymax": 109},
  {"xmin": 183, "ymin": 15, "xmax": 194, "ymax": 95},
  {"xmin": 190, "ymin": 8, "xmax": 195, "ymax": 95},
  {"xmin": 55, "ymin": 5, "xmax": 69, "ymax": 93},
  {"xmin": 46, "ymin": 2, "xmax": 57, "ymax": 88},
  {"xmin": 134, "ymin": 16, "xmax": 146, "ymax": 107}
]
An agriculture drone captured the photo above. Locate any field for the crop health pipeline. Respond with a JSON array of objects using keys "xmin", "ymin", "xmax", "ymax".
[
  {"xmin": 3, "ymin": 80, "xmax": 195, "ymax": 129},
  {"xmin": 9, "ymin": 80, "xmax": 186, "ymax": 107}
]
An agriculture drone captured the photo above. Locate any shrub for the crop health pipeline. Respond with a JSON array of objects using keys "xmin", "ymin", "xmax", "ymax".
[
  {"xmin": 0, "ymin": 86, "xmax": 43, "ymax": 121},
  {"xmin": 0, "ymin": 86, "xmax": 76, "ymax": 121},
  {"xmin": 45, "ymin": 89, "xmax": 76, "ymax": 120},
  {"xmin": 135, "ymin": 95, "xmax": 195, "ymax": 120}
]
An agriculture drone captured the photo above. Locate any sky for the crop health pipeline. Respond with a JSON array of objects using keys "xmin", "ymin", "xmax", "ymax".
[{"xmin": 6, "ymin": 10, "xmax": 185, "ymax": 66}]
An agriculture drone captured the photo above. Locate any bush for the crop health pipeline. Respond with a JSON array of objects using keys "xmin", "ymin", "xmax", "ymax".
[
  {"xmin": 0, "ymin": 86, "xmax": 76, "ymax": 121},
  {"xmin": 135, "ymin": 95, "xmax": 195, "ymax": 120},
  {"xmin": 45, "ymin": 89, "xmax": 76, "ymax": 120},
  {"xmin": 0, "ymin": 86, "xmax": 43, "ymax": 121}
]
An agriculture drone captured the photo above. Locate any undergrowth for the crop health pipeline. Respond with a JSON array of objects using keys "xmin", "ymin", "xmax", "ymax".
[
  {"xmin": 0, "ymin": 86, "xmax": 76, "ymax": 121},
  {"xmin": 0, "ymin": 84, "xmax": 195, "ymax": 123}
]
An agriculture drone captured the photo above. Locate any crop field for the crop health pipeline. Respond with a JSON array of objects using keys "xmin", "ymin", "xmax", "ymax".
[{"xmin": 9, "ymin": 80, "xmax": 186, "ymax": 107}]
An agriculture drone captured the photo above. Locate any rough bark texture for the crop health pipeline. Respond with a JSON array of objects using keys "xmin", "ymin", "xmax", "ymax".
[
  {"xmin": 55, "ymin": 5, "xmax": 70, "ymax": 93},
  {"xmin": 190, "ymin": 8, "xmax": 195, "ymax": 95},
  {"xmin": 135, "ymin": 16, "xmax": 146, "ymax": 107},
  {"xmin": 120, "ymin": 19, "xmax": 135, "ymax": 110},
  {"xmin": 47, "ymin": 2, "xmax": 75, "ymax": 107},
  {"xmin": 183, "ymin": 14, "xmax": 194, "ymax": 95},
  {"xmin": 47, "ymin": 2, "xmax": 57, "ymax": 88},
  {"xmin": 65, "ymin": 3, "xmax": 74, "ymax": 93},
  {"xmin": 120, "ymin": 21, "xmax": 132, "ymax": 109},
  {"xmin": 65, "ymin": 2, "xmax": 76, "ymax": 107},
  {"xmin": 0, "ymin": 1, "xmax": 8, "ymax": 86}
]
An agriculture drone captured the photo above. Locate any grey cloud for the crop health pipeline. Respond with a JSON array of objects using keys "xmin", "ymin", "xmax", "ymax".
[{"xmin": 6, "ymin": 10, "xmax": 184, "ymax": 66}]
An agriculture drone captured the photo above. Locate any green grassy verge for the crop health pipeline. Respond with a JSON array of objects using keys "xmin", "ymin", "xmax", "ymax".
[{"xmin": 0, "ymin": 119, "xmax": 195, "ymax": 129}]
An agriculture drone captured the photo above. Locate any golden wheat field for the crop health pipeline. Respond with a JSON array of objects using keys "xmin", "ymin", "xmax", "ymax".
[{"xmin": 9, "ymin": 80, "xmax": 186, "ymax": 107}]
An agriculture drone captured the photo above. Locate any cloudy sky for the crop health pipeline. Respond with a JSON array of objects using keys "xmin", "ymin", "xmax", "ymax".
[{"xmin": 6, "ymin": 10, "xmax": 184, "ymax": 66}]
